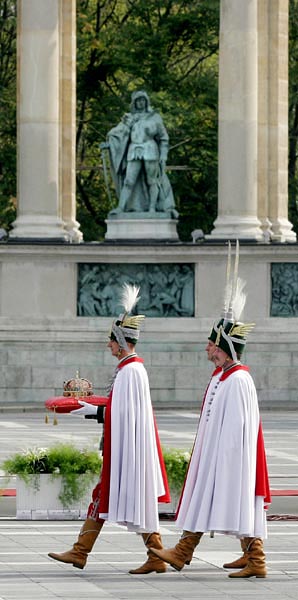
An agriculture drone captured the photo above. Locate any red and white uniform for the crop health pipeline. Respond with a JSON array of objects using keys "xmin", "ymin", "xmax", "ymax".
[
  {"xmin": 88, "ymin": 356, "xmax": 170, "ymax": 532},
  {"xmin": 176, "ymin": 364, "xmax": 270, "ymax": 539}
]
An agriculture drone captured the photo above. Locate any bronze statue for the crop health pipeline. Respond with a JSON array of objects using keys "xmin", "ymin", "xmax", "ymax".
[{"xmin": 101, "ymin": 91, "xmax": 177, "ymax": 218}]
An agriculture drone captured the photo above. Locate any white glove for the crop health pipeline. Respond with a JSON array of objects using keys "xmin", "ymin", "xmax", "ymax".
[{"xmin": 70, "ymin": 400, "xmax": 98, "ymax": 416}]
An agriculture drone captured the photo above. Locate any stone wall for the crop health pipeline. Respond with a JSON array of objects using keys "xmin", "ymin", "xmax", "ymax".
[{"xmin": 0, "ymin": 242, "xmax": 297, "ymax": 409}]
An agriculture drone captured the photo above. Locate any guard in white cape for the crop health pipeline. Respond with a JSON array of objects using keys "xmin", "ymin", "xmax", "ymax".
[
  {"xmin": 48, "ymin": 283, "xmax": 171, "ymax": 573},
  {"xmin": 151, "ymin": 242, "xmax": 271, "ymax": 579}
]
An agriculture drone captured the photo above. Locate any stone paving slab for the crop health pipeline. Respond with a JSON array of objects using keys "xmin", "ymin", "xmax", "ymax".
[
  {"xmin": 0, "ymin": 520, "xmax": 297, "ymax": 600},
  {"xmin": 0, "ymin": 410, "xmax": 298, "ymax": 518},
  {"xmin": 0, "ymin": 409, "xmax": 297, "ymax": 600}
]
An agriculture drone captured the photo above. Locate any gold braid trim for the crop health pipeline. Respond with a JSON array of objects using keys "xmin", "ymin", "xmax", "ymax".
[
  {"xmin": 122, "ymin": 315, "xmax": 145, "ymax": 329},
  {"xmin": 229, "ymin": 322, "xmax": 255, "ymax": 338}
]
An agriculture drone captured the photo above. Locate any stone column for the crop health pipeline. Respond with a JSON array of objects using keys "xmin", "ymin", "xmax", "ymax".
[
  {"xmin": 208, "ymin": 0, "xmax": 263, "ymax": 241},
  {"xmin": 266, "ymin": 0, "xmax": 296, "ymax": 242},
  {"xmin": 257, "ymin": 0, "xmax": 271, "ymax": 240},
  {"xmin": 60, "ymin": 0, "xmax": 82, "ymax": 242},
  {"xmin": 10, "ymin": 0, "xmax": 68, "ymax": 240}
]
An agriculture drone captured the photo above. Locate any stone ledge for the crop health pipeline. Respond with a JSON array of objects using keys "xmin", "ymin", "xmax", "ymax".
[{"xmin": 105, "ymin": 216, "xmax": 179, "ymax": 241}]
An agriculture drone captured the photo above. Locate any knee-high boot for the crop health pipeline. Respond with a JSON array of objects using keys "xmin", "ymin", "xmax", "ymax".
[
  {"xmin": 129, "ymin": 532, "xmax": 167, "ymax": 574},
  {"xmin": 223, "ymin": 538, "xmax": 249, "ymax": 569},
  {"xmin": 150, "ymin": 531, "xmax": 203, "ymax": 571},
  {"xmin": 48, "ymin": 518, "xmax": 104, "ymax": 569},
  {"xmin": 228, "ymin": 537, "xmax": 267, "ymax": 578}
]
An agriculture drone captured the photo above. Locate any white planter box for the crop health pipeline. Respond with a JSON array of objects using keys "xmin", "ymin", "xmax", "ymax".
[{"xmin": 16, "ymin": 474, "xmax": 98, "ymax": 520}]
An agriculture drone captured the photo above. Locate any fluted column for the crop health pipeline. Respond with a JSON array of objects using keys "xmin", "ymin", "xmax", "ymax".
[
  {"xmin": 60, "ymin": 0, "xmax": 82, "ymax": 242},
  {"xmin": 266, "ymin": 0, "xmax": 296, "ymax": 242},
  {"xmin": 208, "ymin": 0, "xmax": 263, "ymax": 240},
  {"xmin": 10, "ymin": 0, "xmax": 68, "ymax": 240},
  {"xmin": 257, "ymin": 0, "xmax": 271, "ymax": 239}
]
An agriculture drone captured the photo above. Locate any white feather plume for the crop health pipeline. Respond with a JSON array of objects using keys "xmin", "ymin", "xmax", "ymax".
[
  {"xmin": 222, "ymin": 241, "xmax": 245, "ymax": 323},
  {"xmin": 232, "ymin": 277, "xmax": 246, "ymax": 322},
  {"xmin": 222, "ymin": 241, "xmax": 232, "ymax": 315},
  {"xmin": 120, "ymin": 283, "xmax": 140, "ymax": 314}
]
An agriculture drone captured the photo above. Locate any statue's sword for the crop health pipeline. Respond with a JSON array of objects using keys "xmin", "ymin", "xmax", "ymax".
[{"xmin": 100, "ymin": 144, "xmax": 112, "ymax": 203}]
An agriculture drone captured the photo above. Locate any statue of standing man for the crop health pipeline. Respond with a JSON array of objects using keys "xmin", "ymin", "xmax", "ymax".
[{"xmin": 101, "ymin": 91, "xmax": 178, "ymax": 218}]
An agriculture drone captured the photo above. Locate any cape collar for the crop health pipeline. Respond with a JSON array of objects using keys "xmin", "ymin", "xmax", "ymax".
[
  {"xmin": 117, "ymin": 355, "xmax": 144, "ymax": 370},
  {"xmin": 106, "ymin": 355, "xmax": 144, "ymax": 396},
  {"xmin": 220, "ymin": 364, "xmax": 249, "ymax": 381},
  {"xmin": 212, "ymin": 366, "xmax": 222, "ymax": 377}
]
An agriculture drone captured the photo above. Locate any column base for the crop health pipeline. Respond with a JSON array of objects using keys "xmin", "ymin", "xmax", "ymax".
[
  {"xmin": 206, "ymin": 215, "xmax": 264, "ymax": 241},
  {"xmin": 64, "ymin": 218, "xmax": 83, "ymax": 243},
  {"xmin": 270, "ymin": 218, "xmax": 297, "ymax": 243},
  {"xmin": 9, "ymin": 215, "xmax": 69, "ymax": 241},
  {"xmin": 259, "ymin": 217, "xmax": 273, "ymax": 243},
  {"xmin": 105, "ymin": 212, "xmax": 179, "ymax": 241}
]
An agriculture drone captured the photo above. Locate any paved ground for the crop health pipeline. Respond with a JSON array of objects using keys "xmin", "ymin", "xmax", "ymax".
[
  {"xmin": 0, "ymin": 409, "xmax": 297, "ymax": 599},
  {"xmin": 0, "ymin": 519, "xmax": 298, "ymax": 600},
  {"xmin": 1, "ymin": 409, "xmax": 298, "ymax": 515}
]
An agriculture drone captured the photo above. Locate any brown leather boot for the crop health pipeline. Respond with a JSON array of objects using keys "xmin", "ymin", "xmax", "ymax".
[
  {"xmin": 48, "ymin": 518, "xmax": 104, "ymax": 569},
  {"xmin": 229, "ymin": 537, "xmax": 267, "ymax": 578},
  {"xmin": 223, "ymin": 538, "xmax": 249, "ymax": 569},
  {"xmin": 129, "ymin": 532, "xmax": 167, "ymax": 574},
  {"xmin": 150, "ymin": 531, "xmax": 203, "ymax": 571}
]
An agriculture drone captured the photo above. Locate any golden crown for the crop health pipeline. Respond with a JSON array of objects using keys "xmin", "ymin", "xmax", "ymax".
[{"xmin": 63, "ymin": 371, "xmax": 93, "ymax": 397}]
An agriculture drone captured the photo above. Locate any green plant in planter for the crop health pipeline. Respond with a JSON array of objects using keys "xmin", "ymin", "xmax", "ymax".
[
  {"xmin": 2, "ymin": 444, "xmax": 102, "ymax": 508},
  {"xmin": 2, "ymin": 444, "xmax": 191, "ymax": 509},
  {"xmin": 162, "ymin": 448, "xmax": 191, "ymax": 497}
]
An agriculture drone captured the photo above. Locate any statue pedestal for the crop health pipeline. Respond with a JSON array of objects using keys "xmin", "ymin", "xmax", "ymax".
[{"xmin": 105, "ymin": 212, "xmax": 179, "ymax": 241}]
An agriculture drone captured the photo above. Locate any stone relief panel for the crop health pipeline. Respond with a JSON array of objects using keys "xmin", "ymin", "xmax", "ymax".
[
  {"xmin": 271, "ymin": 263, "xmax": 298, "ymax": 317},
  {"xmin": 77, "ymin": 263, "xmax": 194, "ymax": 317}
]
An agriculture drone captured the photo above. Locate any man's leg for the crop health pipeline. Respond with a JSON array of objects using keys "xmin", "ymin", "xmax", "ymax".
[
  {"xmin": 129, "ymin": 532, "xmax": 167, "ymax": 574},
  {"xmin": 151, "ymin": 531, "xmax": 203, "ymax": 571},
  {"xmin": 111, "ymin": 160, "xmax": 141, "ymax": 213},
  {"xmin": 228, "ymin": 537, "xmax": 267, "ymax": 578},
  {"xmin": 48, "ymin": 518, "xmax": 104, "ymax": 569},
  {"xmin": 48, "ymin": 481, "xmax": 104, "ymax": 569},
  {"xmin": 223, "ymin": 538, "xmax": 249, "ymax": 569},
  {"xmin": 145, "ymin": 160, "xmax": 159, "ymax": 212}
]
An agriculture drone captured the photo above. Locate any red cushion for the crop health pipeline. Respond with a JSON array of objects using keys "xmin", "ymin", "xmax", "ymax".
[{"xmin": 45, "ymin": 395, "xmax": 108, "ymax": 413}]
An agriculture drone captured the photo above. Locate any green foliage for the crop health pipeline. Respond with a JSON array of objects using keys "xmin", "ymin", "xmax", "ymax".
[
  {"xmin": 2, "ymin": 447, "xmax": 51, "ymax": 476},
  {"xmin": 0, "ymin": 0, "xmax": 16, "ymax": 232},
  {"xmin": 76, "ymin": 0, "xmax": 220, "ymax": 241},
  {"xmin": 162, "ymin": 447, "xmax": 190, "ymax": 493},
  {"xmin": 2, "ymin": 444, "xmax": 102, "ymax": 508},
  {"xmin": 2, "ymin": 443, "xmax": 191, "ymax": 506},
  {"xmin": 1, "ymin": 0, "xmax": 298, "ymax": 240},
  {"xmin": 2, "ymin": 444, "xmax": 102, "ymax": 476}
]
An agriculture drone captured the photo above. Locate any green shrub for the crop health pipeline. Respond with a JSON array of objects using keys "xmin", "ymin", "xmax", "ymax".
[
  {"xmin": 162, "ymin": 448, "xmax": 191, "ymax": 494},
  {"xmin": 2, "ymin": 444, "xmax": 102, "ymax": 477},
  {"xmin": 2, "ymin": 444, "xmax": 102, "ymax": 508},
  {"xmin": 2, "ymin": 444, "xmax": 190, "ymax": 507}
]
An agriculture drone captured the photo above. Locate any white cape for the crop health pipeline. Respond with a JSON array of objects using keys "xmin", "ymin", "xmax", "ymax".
[
  {"xmin": 176, "ymin": 368, "xmax": 267, "ymax": 538},
  {"xmin": 101, "ymin": 361, "xmax": 165, "ymax": 532}
]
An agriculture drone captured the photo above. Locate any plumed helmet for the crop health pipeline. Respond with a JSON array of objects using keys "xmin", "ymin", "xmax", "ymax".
[
  {"xmin": 208, "ymin": 318, "xmax": 224, "ymax": 343},
  {"xmin": 212, "ymin": 241, "xmax": 255, "ymax": 360},
  {"xmin": 215, "ymin": 320, "xmax": 255, "ymax": 360},
  {"xmin": 109, "ymin": 283, "xmax": 145, "ymax": 350}
]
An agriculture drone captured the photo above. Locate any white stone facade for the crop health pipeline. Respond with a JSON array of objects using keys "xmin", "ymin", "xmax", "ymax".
[
  {"xmin": 2, "ymin": 2, "xmax": 297, "ymax": 410},
  {"xmin": 0, "ymin": 243, "xmax": 297, "ymax": 409}
]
